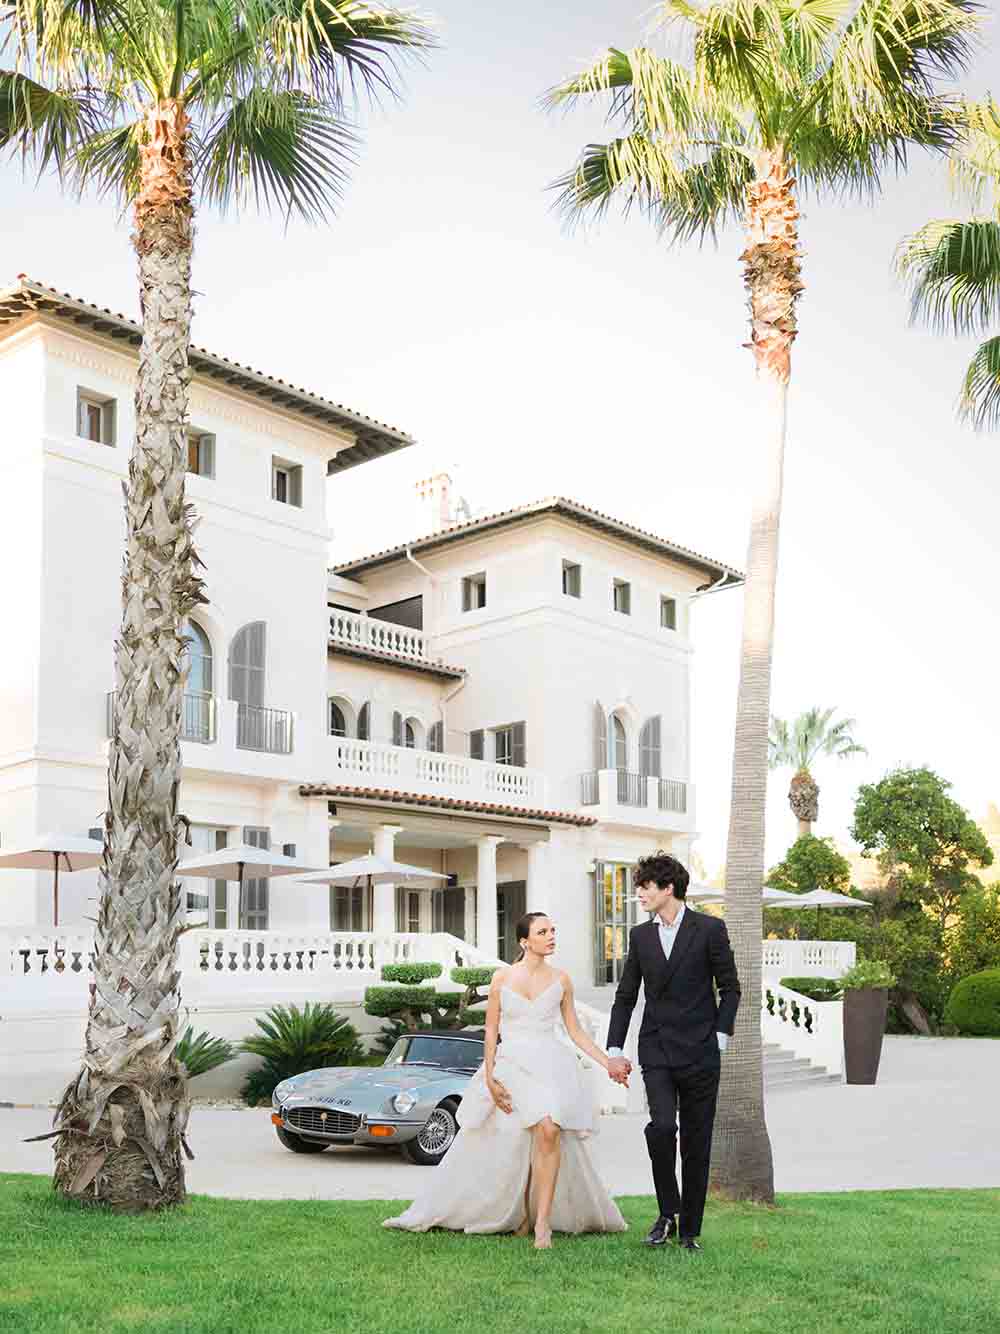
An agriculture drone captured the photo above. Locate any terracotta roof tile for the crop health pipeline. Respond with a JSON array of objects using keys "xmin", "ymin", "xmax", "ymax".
[{"xmin": 298, "ymin": 783, "xmax": 597, "ymax": 827}]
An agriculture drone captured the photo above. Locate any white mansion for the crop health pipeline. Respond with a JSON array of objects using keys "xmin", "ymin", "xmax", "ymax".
[{"xmin": 0, "ymin": 277, "xmax": 850, "ymax": 1099}]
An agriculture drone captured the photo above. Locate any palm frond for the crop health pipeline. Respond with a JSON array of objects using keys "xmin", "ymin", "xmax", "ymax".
[
  {"xmin": 0, "ymin": 69, "xmax": 99, "ymax": 172},
  {"xmin": 897, "ymin": 217, "xmax": 1000, "ymax": 336},
  {"xmin": 948, "ymin": 98, "xmax": 1000, "ymax": 213},
  {"xmin": 260, "ymin": 0, "xmax": 435, "ymax": 108},
  {"xmin": 72, "ymin": 118, "xmax": 143, "ymax": 198},
  {"xmin": 959, "ymin": 335, "xmax": 1000, "ymax": 431},
  {"xmin": 197, "ymin": 87, "xmax": 356, "ymax": 221}
]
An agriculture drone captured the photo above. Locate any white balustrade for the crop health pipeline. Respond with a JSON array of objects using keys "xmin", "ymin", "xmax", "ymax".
[
  {"xmin": 329, "ymin": 609, "xmax": 430, "ymax": 663},
  {"xmin": 327, "ymin": 736, "xmax": 547, "ymax": 805},
  {"xmin": 762, "ymin": 980, "xmax": 844, "ymax": 1077},
  {"xmin": 761, "ymin": 939, "xmax": 856, "ymax": 980}
]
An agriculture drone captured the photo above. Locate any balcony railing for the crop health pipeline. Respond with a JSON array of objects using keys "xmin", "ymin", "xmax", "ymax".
[
  {"xmin": 330, "ymin": 609, "xmax": 428, "ymax": 663},
  {"xmin": 107, "ymin": 690, "xmax": 216, "ymax": 743},
  {"xmin": 236, "ymin": 704, "xmax": 294, "ymax": 754},
  {"xmin": 329, "ymin": 736, "xmax": 547, "ymax": 806},
  {"xmin": 580, "ymin": 768, "xmax": 691, "ymax": 824}
]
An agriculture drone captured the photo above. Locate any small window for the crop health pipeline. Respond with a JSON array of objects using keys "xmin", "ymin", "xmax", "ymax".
[
  {"xmin": 428, "ymin": 721, "xmax": 444, "ymax": 753},
  {"xmin": 76, "ymin": 389, "xmax": 115, "ymax": 446},
  {"xmin": 613, "ymin": 579, "xmax": 631, "ymax": 615},
  {"xmin": 271, "ymin": 458, "xmax": 303, "ymax": 507},
  {"xmin": 470, "ymin": 729, "xmax": 484, "ymax": 760},
  {"xmin": 493, "ymin": 722, "xmax": 526, "ymax": 767},
  {"xmin": 462, "ymin": 573, "xmax": 487, "ymax": 612},
  {"xmin": 404, "ymin": 720, "xmax": 417, "ymax": 749},
  {"xmin": 562, "ymin": 561, "xmax": 581, "ymax": 598},
  {"xmin": 357, "ymin": 702, "xmax": 370, "ymax": 741},
  {"xmin": 660, "ymin": 596, "xmax": 677, "ymax": 630},
  {"xmin": 329, "ymin": 700, "xmax": 347, "ymax": 737},
  {"xmin": 188, "ymin": 430, "xmax": 215, "ymax": 478}
]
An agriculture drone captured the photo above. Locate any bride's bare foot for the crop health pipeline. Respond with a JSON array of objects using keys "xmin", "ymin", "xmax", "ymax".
[
  {"xmin": 514, "ymin": 1216, "xmax": 532, "ymax": 1238},
  {"xmin": 534, "ymin": 1222, "xmax": 553, "ymax": 1250}
]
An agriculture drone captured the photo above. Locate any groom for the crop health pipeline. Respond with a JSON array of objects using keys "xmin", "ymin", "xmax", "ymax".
[{"xmin": 606, "ymin": 851, "xmax": 740, "ymax": 1252}]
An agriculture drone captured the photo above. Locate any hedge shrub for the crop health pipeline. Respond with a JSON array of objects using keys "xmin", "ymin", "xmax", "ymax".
[
  {"xmin": 779, "ymin": 976, "xmax": 842, "ymax": 1002},
  {"xmin": 381, "ymin": 962, "xmax": 442, "ymax": 984},
  {"xmin": 451, "ymin": 965, "xmax": 498, "ymax": 1011},
  {"xmin": 364, "ymin": 985, "xmax": 466, "ymax": 1029},
  {"xmin": 944, "ymin": 968, "xmax": 1000, "ymax": 1036}
]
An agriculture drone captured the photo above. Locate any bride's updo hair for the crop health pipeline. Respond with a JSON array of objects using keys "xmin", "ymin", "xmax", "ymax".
[{"xmin": 514, "ymin": 912, "xmax": 549, "ymax": 961}]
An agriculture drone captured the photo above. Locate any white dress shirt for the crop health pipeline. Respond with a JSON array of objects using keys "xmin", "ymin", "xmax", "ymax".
[{"xmin": 608, "ymin": 904, "xmax": 729, "ymax": 1058}]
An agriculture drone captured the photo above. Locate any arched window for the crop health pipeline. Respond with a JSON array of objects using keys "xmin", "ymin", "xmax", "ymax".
[
  {"xmin": 182, "ymin": 619, "xmax": 213, "ymax": 695},
  {"xmin": 329, "ymin": 700, "xmax": 348, "ymax": 737},
  {"xmin": 639, "ymin": 716, "xmax": 662, "ymax": 779},
  {"xmin": 228, "ymin": 622, "xmax": 265, "ymax": 706},
  {"xmin": 357, "ymin": 702, "xmax": 370, "ymax": 741},
  {"xmin": 611, "ymin": 715, "xmax": 628, "ymax": 771},
  {"xmin": 404, "ymin": 719, "xmax": 417, "ymax": 748}
]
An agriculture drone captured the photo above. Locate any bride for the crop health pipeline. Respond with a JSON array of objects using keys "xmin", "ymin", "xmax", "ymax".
[{"xmin": 384, "ymin": 911, "xmax": 627, "ymax": 1248}]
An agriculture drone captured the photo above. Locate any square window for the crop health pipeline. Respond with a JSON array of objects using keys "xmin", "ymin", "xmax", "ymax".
[
  {"xmin": 76, "ymin": 389, "xmax": 115, "ymax": 446},
  {"xmin": 272, "ymin": 458, "xmax": 303, "ymax": 507},
  {"xmin": 660, "ymin": 596, "xmax": 677, "ymax": 630},
  {"xmin": 562, "ymin": 560, "xmax": 581, "ymax": 598},
  {"xmin": 188, "ymin": 430, "xmax": 215, "ymax": 478},
  {"xmin": 613, "ymin": 579, "xmax": 631, "ymax": 615},
  {"xmin": 462, "ymin": 573, "xmax": 487, "ymax": 612},
  {"xmin": 493, "ymin": 721, "xmax": 526, "ymax": 767}
]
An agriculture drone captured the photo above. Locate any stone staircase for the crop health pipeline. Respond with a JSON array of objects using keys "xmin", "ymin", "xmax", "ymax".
[{"xmin": 764, "ymin": 1041, "xmax": 841, "ymax": 1090}]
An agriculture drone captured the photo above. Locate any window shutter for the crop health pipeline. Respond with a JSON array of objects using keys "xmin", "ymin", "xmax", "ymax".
[
  {"xmin": 358, "ymin": 702, "xmax": 370, "ymax": 740},
  {"xmin": 428, "ymin": 721, "xmax": 443, "ymax": 753},
  {"xmin": 512, "ymin": 721, "xmax": 526, "ymax": 768},
  {"xmin": 594, "ymin": 701, "xmax": 608, "ymax": 771},
  {"xmin": 640, "ymin": 716, "xmax": 662, "ymax": 779},
  {"xmin": 392, "ymin": 711, "xmax": 403, "ymax": 746},
  {"xmin": 290, "ymin": 467, "xmax": 302, "ymax": 508},
  {"xmin": 229, "ymin": 622, "xmax": 265, "ymax": 705},
  {"xmin": 470, "ymin": 729, "xmax": 484, "ymax": 760},
  {"xmin": 282, "ymin": 843, "xmax": 296, "ymax": 858}
]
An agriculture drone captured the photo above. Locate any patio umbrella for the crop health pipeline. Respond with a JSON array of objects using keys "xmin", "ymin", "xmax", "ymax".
[
  {"xmin": 295, "ymin": 855, "xmax": 449, "ymax": 886},
  {"xmin": 0, "ymin": 832, "xmax": 103, "ymax": 927},
  {"xmin": 783, "ymin": 887, "xmax": 873, "ymax": 935},
  {"xmin": 664, "ymin": 884, "xmax": 802, "ymax": 906},
  {"xmin": 175, "ymin": 844, "xmax": 321, "ymax": 926}
]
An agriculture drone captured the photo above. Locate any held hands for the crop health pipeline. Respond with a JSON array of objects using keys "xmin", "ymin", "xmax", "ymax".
[
  {"xmin": 487, "ymin": 1075, "xmax": 513, "ymax": 1115},
  {"xmin": 606, "ymin": 1056, "xmax": 632, "ymax": 1087}
]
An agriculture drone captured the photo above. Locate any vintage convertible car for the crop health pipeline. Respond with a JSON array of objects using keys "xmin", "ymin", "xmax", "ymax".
[{"xmin": 270, "ymin": 1029, "xmax": 485, "ymax": 1165}]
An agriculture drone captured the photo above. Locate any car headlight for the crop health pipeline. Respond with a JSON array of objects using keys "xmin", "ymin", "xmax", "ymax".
[
  {"xmin": 392, "ymin": 1091, "xmax": 418, "ymax": 1115},
  {"xmin": 273, "ymin": 1080, "xmax": 296, "ymax": 1105}
]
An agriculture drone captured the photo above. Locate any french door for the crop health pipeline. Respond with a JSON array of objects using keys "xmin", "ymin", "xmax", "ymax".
[
  {"xmin": 594, "ymin": 862, "xmax": 638, "ymax": 986},
  {"xmin": 242, "ymin": 826, "xmax": 270, "ymax": 929}
]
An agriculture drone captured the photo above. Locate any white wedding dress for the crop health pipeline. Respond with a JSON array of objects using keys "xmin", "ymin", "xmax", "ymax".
[{"xmin": 384, "ymin": 978, "xmax": 626, "ymax": 1236}]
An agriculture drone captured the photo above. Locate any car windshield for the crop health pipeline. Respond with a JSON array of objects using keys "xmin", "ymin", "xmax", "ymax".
[{"xmin": 385, "ymin": 1035, "xmax": 484, "ymax": 1070}]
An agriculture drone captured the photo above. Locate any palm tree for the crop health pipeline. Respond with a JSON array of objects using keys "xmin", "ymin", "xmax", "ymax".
[
  {"xmin": 1, "ymin": 16, "xmax": 97, "ymax": 170},
  {"xmin": 898, "ymin": 99, "xmax": 1000, "ymax": 430},
  {"xmin": 769, "ymin": 707, "xmax": 867, "ymax": 837},
  {"xmin": 548, "ymin": 0, "xmax": 979, "ymax": 1202},
  {"xmin": 22, "ymin": 0, "xmax": 432, "ymax": 1212}
]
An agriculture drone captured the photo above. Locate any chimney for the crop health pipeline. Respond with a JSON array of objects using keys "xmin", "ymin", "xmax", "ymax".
[{"xmin": 415, "ymin": 473, "xmax": 453, "ymax": 535}]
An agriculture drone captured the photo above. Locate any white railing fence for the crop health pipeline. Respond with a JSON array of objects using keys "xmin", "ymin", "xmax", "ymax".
[
  {"xmin": 761, "ymin": 939, "xmax": 856, "ymax": 980},
  {"xmin": 761, "ymin": 981, "xmax": 844, "ymax": 1077},
  {"xmin": 327, "ymin": 735, "xmax": 547, "ymax": 804},
  {"xmin": 329, "ymin": 609, "xmax": 429, "ymax": 664}
]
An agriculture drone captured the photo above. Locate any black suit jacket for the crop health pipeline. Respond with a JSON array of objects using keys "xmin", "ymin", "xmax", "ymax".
[{"xmin": 606, "ymin": 910, "xmax": 741, "ymax": 1068}]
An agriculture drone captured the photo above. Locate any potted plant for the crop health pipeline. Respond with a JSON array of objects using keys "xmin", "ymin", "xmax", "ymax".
[{"xmin": 840, "ymin": 960, "xmax": 896, "ymax": 1084}]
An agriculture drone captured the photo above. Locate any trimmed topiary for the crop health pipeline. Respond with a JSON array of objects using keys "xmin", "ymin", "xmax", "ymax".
[
  {"xmin": 780, "ymin": 976, "xmax": 842, "ymax": 1002},
  {"xmin": 451, "ymin": 964, "xmax": 498, "ymax": 1012},
  {"xmin": 381, "ymin": 962, "xmax": 443, "ymax": 985},
  {"xmin": 944, "ymin": 968, "xmax": 1000, "ymax": 1036},
  {"xmin": 364, "ymin": 985, "xmax": 466, "ymax": 1030}
]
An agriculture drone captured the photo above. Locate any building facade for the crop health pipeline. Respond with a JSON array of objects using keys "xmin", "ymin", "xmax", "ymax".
[{"xmin": 0, "ymin": 277, "xmax": 742, "ymax": 1001}]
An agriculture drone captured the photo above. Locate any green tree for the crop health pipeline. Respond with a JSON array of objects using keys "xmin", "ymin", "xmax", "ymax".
[
  {"xmin": 548, "ymin": 0, "xmax": 980, "ymax": 1204},
  {"xmin": 766, "ymin": 834, "xmax": 852, "ymax": 895},
  {"xmin": 898, "ymin": 99, "xmax": 1000, "ymax": 430},
  {"xmin": 946, "ymin": 886, "xmax": 1000, "ymax": 984},
  {"xmin": 23, "ymin": 0, "xmax": 432, "ymax": 1213},
  {"xmin": 768, "ymin": 708, "xmax": 867, "ymax": 837},
  {"xmin": 852, "ymin": 767, "xmax": 993, "ymax": 935}
]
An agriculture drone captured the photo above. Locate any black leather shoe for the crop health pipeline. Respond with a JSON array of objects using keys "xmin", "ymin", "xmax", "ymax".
[
  {"xmin": 645, "ymin": 1216, "xmax": 678, "ymax": 1246},
  {"xmin": 679, "ymin": 1237, "xmax": 703, "ymax": 1253}
]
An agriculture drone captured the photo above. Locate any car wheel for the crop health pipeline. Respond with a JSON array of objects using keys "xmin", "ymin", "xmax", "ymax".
[
  {"xmin": 403, "ymin": 1100, "xmax": 459, "ymax": 1166},
  {"xmin": 275, "ymin": 1126, "xmax": 329, "ymax": 1154}
]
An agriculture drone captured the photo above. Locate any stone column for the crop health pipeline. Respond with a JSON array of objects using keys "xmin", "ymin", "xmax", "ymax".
[
  {"xmin": 475, "ymin": 836, "xmax": 503, "ymax": 958},
  {"xmin": 372, "ymin": 824, "xmax": 402, "ymax": 935},
  {"xmin": 523, "ymin": 841, "xmax": 550, "ymax": 914}
]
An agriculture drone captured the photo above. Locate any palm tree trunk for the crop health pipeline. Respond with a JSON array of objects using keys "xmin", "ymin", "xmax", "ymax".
[
  {"xmin": 53, "ymin": 100, "xmax": 204, "ymax": 1212},
  {"xmin": 711, "ymin": 150, "xmax": 802, "ymax": 1203}
]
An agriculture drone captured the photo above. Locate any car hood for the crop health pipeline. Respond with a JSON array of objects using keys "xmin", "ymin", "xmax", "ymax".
[{"xmin": 280, "ymin": 1064, "xmax": 471, "ymax": 1104}]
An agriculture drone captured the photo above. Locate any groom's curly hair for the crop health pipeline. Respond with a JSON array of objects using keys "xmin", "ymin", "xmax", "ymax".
[{"xmin": 634, "ymin": 851, "xmax": 689, "ymax": 899}]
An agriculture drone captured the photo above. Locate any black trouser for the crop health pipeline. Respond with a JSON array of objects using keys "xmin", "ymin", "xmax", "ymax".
[{"xmin": 642, "ymin": 1052, "xmax": 721, "ymax": 1239}]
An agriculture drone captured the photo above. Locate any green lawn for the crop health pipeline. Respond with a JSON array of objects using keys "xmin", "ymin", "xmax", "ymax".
[{"xmin": 1, "ymin": 1174, "xmax": 998, "ymax": 1334}]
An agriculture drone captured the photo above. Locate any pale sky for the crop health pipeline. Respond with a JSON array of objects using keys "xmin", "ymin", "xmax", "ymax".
[{"xmin": 4, "ymin": 2, "xmax": 998, "ymax": 873}]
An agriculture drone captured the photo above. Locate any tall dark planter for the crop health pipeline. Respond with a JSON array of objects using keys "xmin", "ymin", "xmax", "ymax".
[{"xmin": 843, "ymin": 987, "xmax": 888, "ymax": 1085}]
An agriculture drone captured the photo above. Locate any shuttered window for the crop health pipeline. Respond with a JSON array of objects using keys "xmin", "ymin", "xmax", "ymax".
[
  {"xmin": 470, "ymin": 729, "xmax": 484, "ymax": 760},
  {"xmin": 494, "ymin": 722, "xmax": 526, "ymax": 767},
  {"xmin": 241, "ymin": 826, "xmax": 270, "ymax": 930},
  {"xmin": 357, "ymin": 702, "xmax": 370, "ymax": 741},
  {"xmin": 594, "ymin": 700, "xmax": 608, "ymax": 771},
  {"xmin": 639, "ymin": 715, "xmax": 662, "ymax": 778},
  {"xmin": 228, "ymin": 622, "xmax": 265, "ymax": 705},
  {"xmin": 428, "ymin": 721, "xmax": 444, "ymax": 753},
  {"xmin": 392, "ymin": 711, "xmax": 403, "ymax": 746},
  {"xmin": 612, "ymin": 715, "xmax": 628, "ymax": 770}
]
